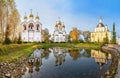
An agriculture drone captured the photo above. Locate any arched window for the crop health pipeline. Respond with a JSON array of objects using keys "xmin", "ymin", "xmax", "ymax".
[
  {"xmin": 29, "ymin": 23, "xmax": 34, "ymax": 30},
  {"xmin": 23, "ymin": 24, "xmax": 26, "ymax": 30},
  {"xmin": 36, "ymin": 24, "xmax": 40, "ymax": 30}
]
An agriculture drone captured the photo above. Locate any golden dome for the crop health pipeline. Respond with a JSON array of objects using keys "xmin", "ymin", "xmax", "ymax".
[
  {"xmin": 24, "ymin": 15, "xmax": 27, "ymax": 19},
  {"xmin": 55, "ymin": 24, "xmax": 58, "ymax": 27},
  {"xmin": 57, "ymin": 21, "xmax": 62, "ymax": 25},
  {"xmin": 36, "ymin": 12, "xmax": 39, "ymax": 19},
  {"xmin": 29, "ymin": 13, "xmax": 34, "ymax": 18},
  {"xmin": 29, "ymin": 9, "xmax": 34, "ymax": 18},
  {"xmin": 24, "ymin": 12, "xmax": 27, "ymax": 19},
  {"xmin": 62, "ymin": 24, "xmax": 65, "ymax": 28},
  {"xmin": 35, "ymin": 15, "xmax": 39, "ymax": 19}
]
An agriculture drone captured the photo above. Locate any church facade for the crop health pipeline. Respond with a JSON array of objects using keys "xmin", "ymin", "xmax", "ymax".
[
  {"xmin": 50, "ymin": 19, "xmax": 67, "ymax": 42},
  {"xmin": 21, "ymin": 12, "xmax": 42, "ymax": 42},
  {"xmin": 91, "ymin": 17, "xmax": 111, "ymax": 42}
]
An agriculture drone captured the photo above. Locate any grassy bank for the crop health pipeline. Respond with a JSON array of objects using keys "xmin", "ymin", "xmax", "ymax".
[
  {"xmin": 0, "ymin": 43, "xmax": 101, "ymax": 62},
  {"xmin": 0, "ymin": 43, "xmax": 37, "ymax": 62},
  {"xmin": 36, "ymin": 42, "xmax": 101, "ymax": 48}
]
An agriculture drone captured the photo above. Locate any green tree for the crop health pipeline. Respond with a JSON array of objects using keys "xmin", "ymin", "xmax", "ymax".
[
  {"xmin": 103, "ymin": 32, "xmax": 109, "ymax": 44},
  {"xmin": 112, "ymin": 23, "xmax": 116, "ymax": 44},
  {"xmin": 68, "ymin": 35, "xmax": 72, "ymax": 42}
]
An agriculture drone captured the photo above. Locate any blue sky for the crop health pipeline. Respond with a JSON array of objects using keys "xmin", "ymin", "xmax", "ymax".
[{"xmin": 15, "ymin": 0, "xmax": 120, "ymax": 36}]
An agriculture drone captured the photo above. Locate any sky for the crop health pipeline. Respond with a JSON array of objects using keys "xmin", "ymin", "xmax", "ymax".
[{"xmin": 15, "ymin": 0, "xmax": 120, "ymax": 36}]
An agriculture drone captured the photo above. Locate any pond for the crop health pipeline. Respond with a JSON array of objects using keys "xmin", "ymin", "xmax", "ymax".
[{"xmin": 22, "ymin": 47, "xmax": 117, "ymax": 78}]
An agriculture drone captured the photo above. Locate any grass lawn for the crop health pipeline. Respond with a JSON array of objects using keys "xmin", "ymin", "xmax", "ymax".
[
  {"xmin": 0, "ymin": 43, "xmax": 36, "ymax": 62},
  {"xmin": 36, "ymin": 42, "xmax": 101, "ymax": 48},
  {"xmin": 0, "ymin": 42, "xmax": 101, "ymax": 63}
]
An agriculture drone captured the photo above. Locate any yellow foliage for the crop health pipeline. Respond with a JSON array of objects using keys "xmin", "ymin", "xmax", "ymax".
[
  {"xmin": 69, "ymin": 28, "xmax": 80, "ymax": 42},
  {"xmin": 70, "ymin": 50, "xmax": 80, "ymax": 60}
]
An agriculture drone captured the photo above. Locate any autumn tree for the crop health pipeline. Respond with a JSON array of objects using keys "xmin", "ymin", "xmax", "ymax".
[
  {"xmin": 0, "ymin": 0, "xmax": 6, "ymax": 42},
  {"xmin": 0, "ymin": 0, "xmax": 20, "ymax": 44},
  {"xmin": 9, "ymin": 8, "xmax": 20, "ymax": 41},
  {"xmin": 4, "ymin": 24, "xmax": 11, "ymax": 44},
  {"xmin": 69, "ymin": 28, "xmax": 80, "ymax": 42},
  {"xmin": 42, "ymin": 28, "xmax": 50, "ymax": 42}
]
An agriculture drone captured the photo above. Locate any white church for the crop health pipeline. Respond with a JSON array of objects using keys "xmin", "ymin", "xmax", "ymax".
[
  {"xmin": 21, "ymin": 11, "xmax": 42, "ymax": 42},
  {"xmin": 50, "ymin": 18, "xmax": 67, "ymax": 42}
]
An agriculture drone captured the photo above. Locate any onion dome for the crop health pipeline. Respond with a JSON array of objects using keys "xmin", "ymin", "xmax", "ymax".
[
  {"xmin": 96, "ymin": 16, "xmax": 105, "ymax": 27},
  {"xmin": 57, "ymin": 17, "xmax": 62, "ymax": 25},
  {"xmin": 35, "ymin": 12, "xmax": 39, "ymax": 19},
  {"xmin": 35, "ymin": 15, "xmax": 39, "ymax": 19},
  {"xmin": 24, "ymin": 13, "xmax": 27, "ymax": 19},
  {"xmin": 62, "ymin": 22, "xmax": 65, "ymax": 28},
  {"xmin": 29, "ymin": 13, "xmax": 34, "ymax": 18},
  {"xmin": 29, "ymin": 9, "xmax": 34, "ymax": 18},
  {"xmin": 96, "ymin": 23, "xmax": 104, "ymax": 27},
  {"xmin": 57, "ymin": 21, "xmax": 62, "ymax": 25},
  {"xmin": 24, "ymin": 15, "xmax": 27, "ymax": 19},
  {"xmin": 62, "ymin": 24, "xmax": 65, "ymax": 28},
  {"xmin": 55, "ymin": 24, "xmax": 58, "ymax": 27},
  {"xmin": 55, "ymin": 21, "xmax": 58, "ymax": 27}
]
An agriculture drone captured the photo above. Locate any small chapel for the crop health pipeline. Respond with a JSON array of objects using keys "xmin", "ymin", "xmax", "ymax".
[
  {"xmin": 21, "ymin": 11, "xmax": 42, "ymax": 42},
  {"xmin": 91, "ymin": 17, "xmax": 111, "ymax": 42},
  {"xmin": 50, "ymin": 18, "xmax": 67, "ymax": 42}
]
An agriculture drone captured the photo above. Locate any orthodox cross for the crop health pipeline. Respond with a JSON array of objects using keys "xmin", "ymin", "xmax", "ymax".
[
  {"xmin": 25, "ymin": 12, "xmax": 26, "ymax": 16},
  {"xmin": 30, "ymin": 9, "xmax": 33, "ymax": 14},
  {"xmin": 58, "ymin": 17, "xmax": 61, "ymax": 21},
  {"xmin": 37, "ymin": 12, "xmax": 38, "ymax": 16}
]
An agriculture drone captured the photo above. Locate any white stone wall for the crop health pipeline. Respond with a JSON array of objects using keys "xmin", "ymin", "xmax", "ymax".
[
  {"xmin": 117, "ymin": 38, "xmax": 120, "ymax": 45},
  {"xmin": 21, "ymin": 19, "xmax": 42, "ymax": 42}
]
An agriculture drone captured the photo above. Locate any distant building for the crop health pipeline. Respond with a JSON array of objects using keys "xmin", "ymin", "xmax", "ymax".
[
  {"xmin": 50, "ymin": 18, "xmax": 67, "ymax": 42},
  {"xmin": 21, "ymin": 11, "xmax": 42, "ymax": 42},
  {"xmin": 91, "ymin": 17, "xmax": 111, "ymax": 42},
  {"xmin": 116, "ymin": 37, "xmax": 120, "ymax": 45}
]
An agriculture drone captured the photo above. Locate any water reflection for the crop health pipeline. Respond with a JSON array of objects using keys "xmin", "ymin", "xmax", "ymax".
[
  {"xmin": 69, "ymin": 49, "xmax": 80, "ymax": 60},
  {"xmin": 91, "ymin": 50, "xmax": 112, "ymax": 78},
  {"xmin": 23, "ymin": 49, "xmax": 43, "ymax": 78},
  {"xmin": 28, "ymin": 49, "xmax": 42, "ymax": 73},
  {"xmin": 22, "ymin": 48, "xmax": 118, "ymax": 78},
  {"xmin": 51, "ymin": 47, "xmax": 66, "ymax": 66},
  {"xmin": 91, "ymin": 50, "xmax": 112, "ymax": 64}
]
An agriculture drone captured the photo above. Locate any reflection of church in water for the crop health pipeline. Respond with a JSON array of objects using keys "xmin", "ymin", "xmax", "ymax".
[
  {"xmin": 28, "ymin": 49, "xmax": 43, "ymax": 73},
  {"xmin": 22, "ymin": 49, "xmax": 43, "ymax": 78},
  {"xmin": 21, "ymin": 10, "xmax": 42, "ymax": 42},
  {"xmin": 91, "ymin": 50, "xmax": 111, "ymax": 65},
  {"xmin": 50, "ymin": 47, "xmax": 66, "ymax": 66},
  {"xmin": 91, "ymin": 50, "xmax": 112, "ymax": 77}
]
